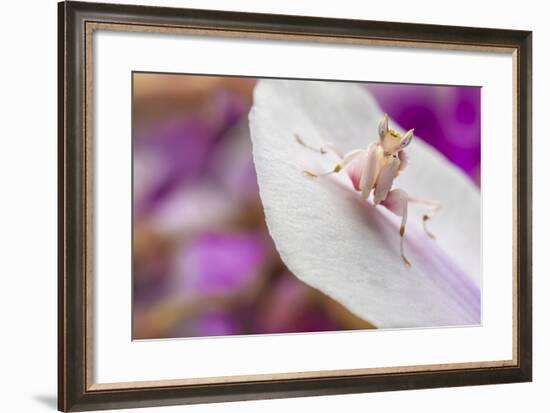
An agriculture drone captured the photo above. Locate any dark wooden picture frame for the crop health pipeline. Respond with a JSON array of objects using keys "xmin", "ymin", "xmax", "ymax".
[{"xmin": 58, "ymin": 1, "xmax": 532, "ymax": 411}]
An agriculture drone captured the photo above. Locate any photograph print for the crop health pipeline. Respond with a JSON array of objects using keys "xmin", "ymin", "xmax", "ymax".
[{"xmin": 132, "ymin": 73, "xmax": 481, "ymax": 340}]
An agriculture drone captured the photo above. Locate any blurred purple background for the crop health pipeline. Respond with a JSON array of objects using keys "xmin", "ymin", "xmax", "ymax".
[{"xmin": 132, "ymin": 74, "xmax": 480, "ymax": 339}]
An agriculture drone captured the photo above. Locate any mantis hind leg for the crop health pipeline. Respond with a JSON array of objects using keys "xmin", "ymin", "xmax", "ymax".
[
  {"xmin": 409, "ymin": 197, "xmax": 441, "ymax": 239},
  {"xmin": 380, "ymin": 189, "xmax": 410, "ymax": 267},
  {"xmin": 381, "ymin": 191, "xmax": 441, "ymax": 267}
]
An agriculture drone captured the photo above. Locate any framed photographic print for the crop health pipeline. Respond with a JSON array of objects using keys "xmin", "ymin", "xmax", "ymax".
[{"xmin": 58, "ymin": 1, "xmax": 532, "ymax": 411}]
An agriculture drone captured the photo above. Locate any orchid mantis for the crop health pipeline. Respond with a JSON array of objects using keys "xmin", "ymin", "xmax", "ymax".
[{"xmin": 296, "ymin": 114, "xmax": 440, "ymax": 267}]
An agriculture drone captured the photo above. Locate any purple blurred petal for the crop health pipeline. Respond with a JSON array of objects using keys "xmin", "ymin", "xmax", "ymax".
[
  {"xmin": 169, "ymin": 310, "xmax": 239, "ymax": 337},
  {"xmin": 150, "ymin": 182, "xmax": 238, "ymax": 237},
  {"xmin": 255, "ymin": 273, "xmax": 340, "ymax": 334},
  {"xmin": 177, "ymin": 232, "xmax": 267, "ymax": 295},
  {"xmin": 134, "ymin": 90, "xmax": 248, "ymax": 217},
  {"xmin": 207, "ymin": 121, "xmax": 261, "ymax": 203},
  {"xmin": 194, "ymin": 311, "xmax": 239, "ymax": 336}
]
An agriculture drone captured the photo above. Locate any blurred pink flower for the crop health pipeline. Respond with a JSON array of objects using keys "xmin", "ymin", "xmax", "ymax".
[{"xmin": 176, "ymin": 231, "xmax": 268, "ymax": 296}]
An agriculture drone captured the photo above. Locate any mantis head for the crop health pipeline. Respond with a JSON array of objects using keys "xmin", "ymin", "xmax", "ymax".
[{"xmin": 378, "ymin": 114, "xmax": 414, "ymax": 156}]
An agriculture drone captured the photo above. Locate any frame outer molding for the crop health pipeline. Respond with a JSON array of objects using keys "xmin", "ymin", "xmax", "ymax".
[
  {"xmin": 59, "ymin": 2, "xmax": 87, "ymax": 411},
  {"xmin": 58, "ymin": 1, "xmax": 532, "ymax": 411}
]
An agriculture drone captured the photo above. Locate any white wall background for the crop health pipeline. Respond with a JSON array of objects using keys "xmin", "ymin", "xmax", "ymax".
[{"xmin": 0, "ymin": 0, "xmax": 545, "ymax": 412}]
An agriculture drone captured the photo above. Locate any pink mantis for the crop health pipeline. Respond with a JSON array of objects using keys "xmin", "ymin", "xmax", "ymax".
[{"xmin": 296, "ymin": 114, "xmax": 440, "ymax": 267}]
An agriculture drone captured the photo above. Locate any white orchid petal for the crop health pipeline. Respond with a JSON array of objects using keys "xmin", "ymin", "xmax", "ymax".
[{"xmin": 249, "ymin": 79, "xmax": 480, "ymax": 328}]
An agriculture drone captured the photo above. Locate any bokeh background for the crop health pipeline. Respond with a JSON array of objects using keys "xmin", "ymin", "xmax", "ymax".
[{"xmin": 132, "ymin": 73, "xmax": 480, "ymax": 339}]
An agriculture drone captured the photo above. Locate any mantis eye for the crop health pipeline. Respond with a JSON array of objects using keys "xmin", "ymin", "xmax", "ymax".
[
  {"xmin": 378, "ymin": 114, "xmax": 389, "ymax": 139},
  {"xmin": 400, "ymin": 128, "xmax": 414, "ymax": 149}
]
